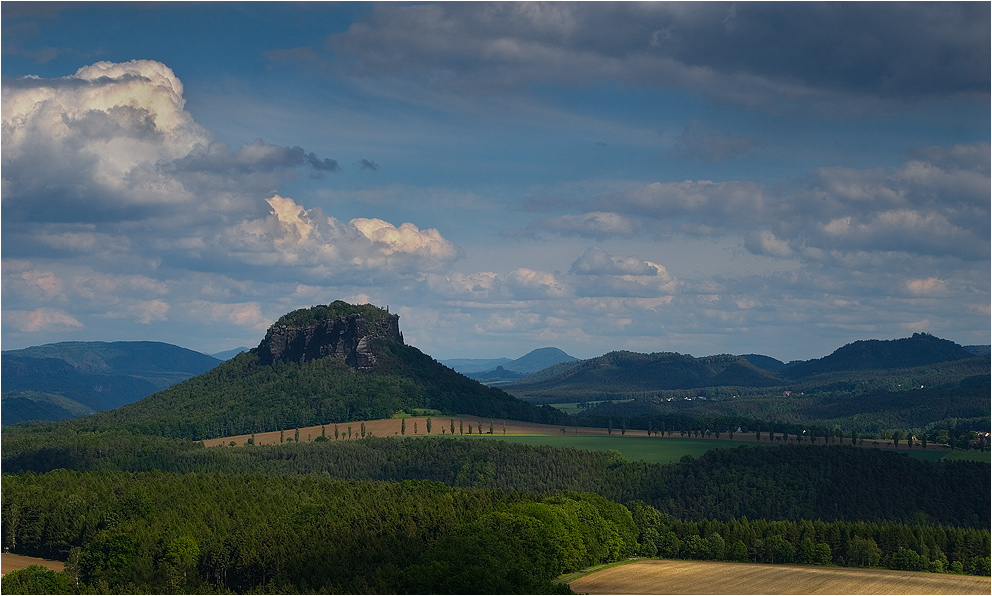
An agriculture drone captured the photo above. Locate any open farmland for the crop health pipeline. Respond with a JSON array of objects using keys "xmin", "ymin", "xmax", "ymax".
[
  {"xmin": 203, "ymin": 416, "xmax": 964, "ymax": 464},
  {"xmin": 568, "ymin": 559, "xmax": 992, "ymax": 595}
]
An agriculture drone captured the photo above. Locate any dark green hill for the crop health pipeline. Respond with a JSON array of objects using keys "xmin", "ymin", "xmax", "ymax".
[
  {"xmin": 65, "ymin": 303, "xmax": 569, "ymax": 440},
  {"xmin": 785, "ymin": 333, "xmax": 976, "ymax": 378},
  {"xmin": 740, "ymin": 354, "xmax": 788, "ymax": 372},
  {"xmin": 507, "ymin": 351, "xmax": 783, "ymax": 401},
  {"xmin": 1, "ymin": 341, "xmax": 221, "ymax": 423}
]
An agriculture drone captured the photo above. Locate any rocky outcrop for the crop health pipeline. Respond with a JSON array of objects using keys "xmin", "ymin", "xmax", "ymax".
[{"xmin": 255, "ymin": 312, "xmax": 403, "ymax": 369}]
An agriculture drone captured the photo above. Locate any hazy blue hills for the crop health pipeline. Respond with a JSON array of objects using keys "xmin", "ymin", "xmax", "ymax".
[
  {"xmin": 2, "ymin": 341, "xmax": 220, "ymax": 424},
  {"xmin": 211, "ymin": 347, "xmax": 251, "ymax": 360},
  {"xmin": 442, "ymin": 347, "xmax": 577, "ymax": 377}
]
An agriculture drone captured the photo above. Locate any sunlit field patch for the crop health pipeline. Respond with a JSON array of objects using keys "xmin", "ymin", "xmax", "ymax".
[{"xmin": 567, "ymin": 559, "xmax": 992, "ymax": 595}]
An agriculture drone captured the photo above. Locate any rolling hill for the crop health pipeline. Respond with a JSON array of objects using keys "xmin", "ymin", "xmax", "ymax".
[
  {"xmin": 782, "ymin": 332, "xmax": 977, "ymax": 378},
  {"xmin": 1, "ymin": 341, "xmax": 221, "ymax": 424}
]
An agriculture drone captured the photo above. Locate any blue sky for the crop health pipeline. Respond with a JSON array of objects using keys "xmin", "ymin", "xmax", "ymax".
[{"xmin": 2, "ymin": 2, "xmax": 989, "ymax": 362}]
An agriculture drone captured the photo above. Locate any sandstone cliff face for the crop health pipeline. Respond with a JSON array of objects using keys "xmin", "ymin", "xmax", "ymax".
[{"xmin": 255, "ymin": 313, "xmax": 403, "ymax": 369}]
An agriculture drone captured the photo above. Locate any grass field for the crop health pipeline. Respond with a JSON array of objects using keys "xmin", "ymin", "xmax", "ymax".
[{"xmin": 568, "ymin": 559, "xmax": 992, "ymax": 595}]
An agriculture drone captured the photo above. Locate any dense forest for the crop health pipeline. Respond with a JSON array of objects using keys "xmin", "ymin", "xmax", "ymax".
[
  {"xmin": 2, "ymin": 461, "xmax": 988, "ymax": 594},
  {"xmin": 3, "ymin": 433, "xmax": 987, "ymax": 529}
]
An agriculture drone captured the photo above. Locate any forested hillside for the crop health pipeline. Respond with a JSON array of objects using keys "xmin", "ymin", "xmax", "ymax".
[{"xmin": 783, "ymin": 333, "xmax": 977, "ymax": 378}]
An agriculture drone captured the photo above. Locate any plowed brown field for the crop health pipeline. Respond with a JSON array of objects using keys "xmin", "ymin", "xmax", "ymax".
[
  {"xmin": 1, "ymin": 553, "xmax": 64, "ymax": 575},
  {"xmin": 568, "ymin": 560, "xmax": 991, "ymax": 595}
]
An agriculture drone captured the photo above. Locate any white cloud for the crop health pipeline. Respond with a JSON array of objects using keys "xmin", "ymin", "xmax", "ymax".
[
  {"xmin": 570, "ymin": 246, "xmax": 659, "ymax": 276},
  {"xmin": 746, "ymin": 230, "xmax": 793, "ymax": 259},
  {"xmin": 905, "ymin": 277, "xmax": 947, "ymax": 295},
  {"xmin": 5, "ymin": 308, "xmax": 84, "ymax": 332},
  {"xmin": 532, "ymin": 211, "xmax": 638, "ymax": 238},
  {"xmin": 2, "ymin": 62, "xmax": 460, "ymax": 283}
]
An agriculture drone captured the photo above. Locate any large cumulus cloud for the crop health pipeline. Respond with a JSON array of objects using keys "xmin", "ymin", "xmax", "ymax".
[{"xmin": 2, "ymin": 60, "xmax": 459, "ymax": 338}]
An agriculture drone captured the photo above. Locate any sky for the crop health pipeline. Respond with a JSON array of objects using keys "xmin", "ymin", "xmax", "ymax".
[{"xmin": 1, "ymin": 2, "xmax": 989, "ymax": 362}]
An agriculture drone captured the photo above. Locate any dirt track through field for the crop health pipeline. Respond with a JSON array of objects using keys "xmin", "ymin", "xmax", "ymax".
[
  {"xmin": 568, "ymin": 560, "xmax": 991, "ymax": 595},
  {"xmin": 1, "ymin": 553, "xmax": 64, "ymax": 575}
]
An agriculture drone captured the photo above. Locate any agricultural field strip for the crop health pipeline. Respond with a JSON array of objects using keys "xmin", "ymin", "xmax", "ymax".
[
  {"xmin": 203, "ymin": 416, "xmax": 976, "ymax": 464},
  {"xmin": 568, "ymin": 559, "xmax": 992, "ymax": 595},
  {"xmin": 1, "ymin": 554, "xmax": 64, "ymax": 576}
]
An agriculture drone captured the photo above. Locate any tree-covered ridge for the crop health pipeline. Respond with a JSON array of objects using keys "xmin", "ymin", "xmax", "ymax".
[
  {"xmin": 784, "ymin": 333, "xmax": 977, "ymax": 378},
  {"xmin": 273, "ymin": 300, "xmax": 391, "ymax": 327},
  {"xmin": 509, "ymin": 334, "xmax": 984, "ymax": 404}
]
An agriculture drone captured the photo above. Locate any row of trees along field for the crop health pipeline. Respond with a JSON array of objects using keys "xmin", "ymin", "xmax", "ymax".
[
  {"xmin": 2, "ymin": 468, "xmax": 988, "ymax": 595},
  {"xmin": 3, "ymin": 430, "xmax": 988, "ymax": 528}
]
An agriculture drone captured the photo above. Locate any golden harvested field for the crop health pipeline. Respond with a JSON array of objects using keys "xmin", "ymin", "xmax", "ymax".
[
  {"xmin": 569, "ymin": 560, "xmax": 991, "ymax": 595},
  {"xmin": 1, "ymin": 553, "xmax": 64, "ymax": 576}
]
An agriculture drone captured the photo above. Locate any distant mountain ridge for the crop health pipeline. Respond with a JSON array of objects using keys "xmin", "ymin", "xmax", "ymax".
[
  {"xmin": 2, "ymin": 341, "xmax": 221, "ymax": 424},
  {"xmin": 212, "ymin": 347, "xmax": 251, "ymax": 360},
  {"xmin": 505, "ymin": 333, "xmax": 983, "ymax": 402},
  {"xmin": 443, "ymin": 347, "xmax": 577, "ymax": 376},
  {"xmin": 507, "ymin": 351, "xmax": 782, "ymax": 399}
]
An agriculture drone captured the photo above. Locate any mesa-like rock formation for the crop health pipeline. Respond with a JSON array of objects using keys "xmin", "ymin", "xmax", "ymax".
[{"xmin": 254, "ymin": 305, "xmax": 403, "ymax": 369}]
